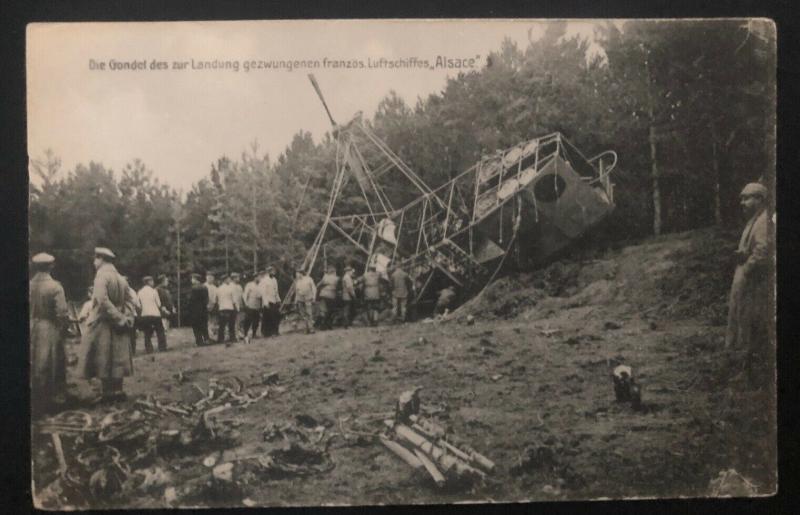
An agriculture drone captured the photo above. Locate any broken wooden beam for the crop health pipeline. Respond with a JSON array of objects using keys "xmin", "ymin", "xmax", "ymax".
[
  {"xmin": 379, "ymin": 435, "xmax": 423, "ymax": 470},
  {"xmin": 413, "ymin": 448, "xmax": 445, "ymax": 487},
  {"xmin": 393, "ymin": 424, "xmax": 485, "ymax": 479}
]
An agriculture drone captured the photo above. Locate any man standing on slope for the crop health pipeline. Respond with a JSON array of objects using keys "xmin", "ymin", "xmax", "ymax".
[{"xmin": 725, "ymin": 182, "xmax": 772, "ymax": 389}]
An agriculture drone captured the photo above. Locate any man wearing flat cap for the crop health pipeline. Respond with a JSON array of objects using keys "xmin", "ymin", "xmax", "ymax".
[
  {"xmin": 30, "ymin": 252, "xmax": 70, "ymax": 414},
  {"xmin": 726, "ymin": 182, "xmax": 772, "ymax": 388},
  {"xmin": 137, "ymin": 275, "xmax": 166, "ymax": 353},
  {"xmin": 77, "ymin": 247, "xmax": 136, "ymax": 402}
]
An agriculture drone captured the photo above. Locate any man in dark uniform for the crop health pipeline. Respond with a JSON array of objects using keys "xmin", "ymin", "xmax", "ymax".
[
  {"xmin": 156, "ymin": 274, "xmax": 176, "ymax": 331},
  {"xmin": 188, "ymin": 273, "xmax": 209, "ymax": 346}
]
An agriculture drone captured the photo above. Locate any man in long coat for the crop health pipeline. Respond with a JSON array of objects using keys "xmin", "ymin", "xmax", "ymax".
[
  {"xmin": 30, "ymin": 253, "xmax": 69, "ymax": 415},
  {"xmin": 725, "ymin": 182, "xmax": 772, "ymax": 388},
  {"xmin": 77, "ymin": 247, "xmax": 136, "ymax": 402}
]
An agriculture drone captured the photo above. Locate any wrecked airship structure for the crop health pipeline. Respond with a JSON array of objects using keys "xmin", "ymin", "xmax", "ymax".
[{"xmin": 284, "ymin": 74, "xmax": 618, "ymax": 314}]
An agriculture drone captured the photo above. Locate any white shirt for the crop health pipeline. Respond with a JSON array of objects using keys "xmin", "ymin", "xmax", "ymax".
[
  {"xmin": 243, "ymin": 281, "xmax": 262, "ymax": 309},
  {"xmin": 137, "ymin": 285, "xmax": 162, "ymax": 317},
  {"xmin": 205, "ymin": 282, "xmax": 218, "ymax": 310},
  {"xmin": 217, "ymin": 282, "xmax": 239, "ymax": 311},
  {"xmin": 260, "ymin": 275, "xmax": 281, "ymax": 304}
]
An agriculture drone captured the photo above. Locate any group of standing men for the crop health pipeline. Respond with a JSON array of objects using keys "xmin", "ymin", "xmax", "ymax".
[
  {"xmin": 291, "ymin": 261, "xmax": 415, "ymax": 334},
  {"xmin": 186, "ymin": 267, "xmax": 281, "ymax": 347},
  {"xmin": 29, "ymin": 181, "xmax": 773, "ymax": 415}
]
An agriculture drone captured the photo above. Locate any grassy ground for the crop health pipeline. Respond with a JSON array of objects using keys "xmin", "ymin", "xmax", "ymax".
[{"xmin": 32, "ymin": 228, "xmax": 776, "ymax": 508}]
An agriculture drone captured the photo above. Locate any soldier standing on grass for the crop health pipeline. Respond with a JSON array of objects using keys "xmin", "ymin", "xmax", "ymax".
[
  {"xmin": 260, "ymin": 266, "xmax": 281, "ymax": 337},
  {"xmin": 216, "ymin": 274, "xmax": 239, "ymax": 344},
  {"xmin": 340, "ymin": 265, "xmax": 356, "ymax": 328},
  {"xmin": 188, "ymin": 273, "xmax": 209, "ymax": 346},
  {"xmin": 316, "ymin": 264, "xmax": 339, "ymax": 330},
  {"xmin": 77, "ymin": 248, "xmax": 135, "ymax": 403},
  {"xmin": 231, "ymin": 272, "xmax": 244, "ymax": 339},
  {"xmin": 242, "ymin": 271, "xmax": 263, "ymax": 343},
  {"xmin": 77, "ymin": 286, "xmax": 94, "ymax": 336},
  {"xmin": 725, "ymin": 182, "xmax": 772, "ymax": 389},
  {"xmin": 156, "ymin": 274, "xmax": 175, "ymax": 331},
  {"xmin": 137, "ymin": 275, "xmax": 167, "ymax": 353},
  {"xmin": 30, "ymin": 253, "xmax": 70, "ymax": 415},
  {"xmin": 389, "ymin": 263, "xmax": 412, "ymax": 323},
  {"xmin": 435, "ymin": 285, "xmax": 456, "ymax": 316},
  {"xmin": 205, "ymin": 272, "xmax": 218, "ymax": 339},
  {"xmin": 294, "ymin": 267, "xmax": 317, "ymax": 334},
  {"xmin": 360, "ymin": 263, "xmax": 382, "ymax": 326}
]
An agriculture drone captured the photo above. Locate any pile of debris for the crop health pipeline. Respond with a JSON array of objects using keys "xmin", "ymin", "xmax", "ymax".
[
  {"xmin": 33, "ymin": 376, "xmax": 272, "ymax": 509},
  {"xmin": 379, "ymin": 387, "xmax": 495, "ymax": 489}
]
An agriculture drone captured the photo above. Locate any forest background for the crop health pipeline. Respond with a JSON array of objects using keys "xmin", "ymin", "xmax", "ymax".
[{"xmin": 28, "ymin": 20, "xmax": 776, "ymax": 322}]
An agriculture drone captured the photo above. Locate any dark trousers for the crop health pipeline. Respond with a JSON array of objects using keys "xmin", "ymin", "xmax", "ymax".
[
  {"xmin": 261, "ymin": 303, "xmax": 281, "ymax": 337},
  {"xmin": 365, "ymin": 299, "xmax": 380, "ymax": 326},
  {"xmin": 319, "ymin": 297, "xmax": 336, "ymax": 329},
  {"xmin": 243, "ymin": 307, "xmax": 261, "ymax": 337},
  {"xmin": 340, "ymin": 300, "xmax": 353, "ymax": 328},
  {"xmin": 140, "ymin": 316, "xmax": 167, "ymax": 353},
  {"xmin": 191, "ymin": 310, "xmax": 208, "ymax": 345},
  {"xmin": 217, "ymin": 310, "xmax": 237, "ymax": 343}
]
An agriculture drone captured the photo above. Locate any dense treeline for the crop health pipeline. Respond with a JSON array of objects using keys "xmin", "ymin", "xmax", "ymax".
[{"xmin": 29, "ymin": 20, "xmax": 775, "ymax": 316}]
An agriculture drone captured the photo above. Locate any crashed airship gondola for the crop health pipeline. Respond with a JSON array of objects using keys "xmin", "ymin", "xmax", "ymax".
[{"xmin": 283, "ymin": 75, "xmax": 617, "ymax": 314}]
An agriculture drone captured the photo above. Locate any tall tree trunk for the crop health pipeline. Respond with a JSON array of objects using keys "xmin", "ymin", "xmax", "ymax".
[
  {"xmin": 644, "ymin": 55, "xmax": 661, "ymax": 236},
  {"xmin": 711, "ymin": 127, "xmax": 722, "ymax": 226},
  {"xmin": 648, "ymin": 124, "xmax": 661, "ymax": 236}
]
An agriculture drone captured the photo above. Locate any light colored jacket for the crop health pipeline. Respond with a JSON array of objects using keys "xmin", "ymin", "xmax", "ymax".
[
  {"xmin": 317, "ymin": 273, "xmax": 339, "ymax": 300},
  {"xmin": 260, "ymin": 275, "xmax": 281, "ymax": 304},
  {"xmin": 295, "ymin": 275, "xmax": 317, "ymax": 302},
  {"xmin": 243, "ymin": 281, "xmax": 262, "ymax": 309},
  {"xmin": 205, "ymin": 282, "xmax": 218, "ymax": 310},
  {"xmin": 390, "ymin": 268, "xmax": 411, "ymax": 299},
  {"xmin": 217, "ymin": 283, "xmax": 239, "ymax": 311},
  {"xmin": 231, "ymin": 283, "xmax": 244, "ymax": 310},
  {"xmin": 342, "ymin": 273, "xmax": 356, "ymax": 301},
  {"xmin": 137, "ymin": 285, "xmax": 162, "ymax": 317},
  {"xmin": 362, "ymin": 271, "xmax": 381, "ymax": 300}
]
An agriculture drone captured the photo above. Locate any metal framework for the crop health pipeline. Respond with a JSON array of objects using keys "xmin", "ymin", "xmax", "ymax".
[{"xmin": 283, "ymin": 75, "xmax": 618, "ymax": 310}]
